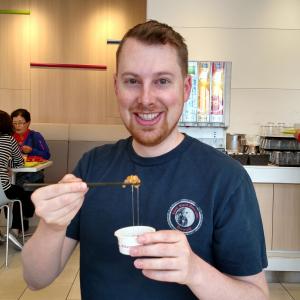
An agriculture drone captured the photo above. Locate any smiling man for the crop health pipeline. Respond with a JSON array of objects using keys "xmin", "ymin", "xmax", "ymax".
[
  {"xmin": 115, "ymin": 38, "xmax": 190, "ymax": 154},
  {"xmin": 22, "ymin": 20, "xmax": 269, "ymax": 300}
]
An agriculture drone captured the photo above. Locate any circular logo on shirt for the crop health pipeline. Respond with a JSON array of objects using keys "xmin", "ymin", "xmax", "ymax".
[{"xmin": 167, "ymin": 199, "xmax": 203, "ymax": 235}]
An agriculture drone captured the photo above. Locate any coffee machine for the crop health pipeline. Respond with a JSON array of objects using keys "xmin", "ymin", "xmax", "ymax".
[{"xmin": 226, "ymin": 133, "xmax": 269, "ymax": 165}]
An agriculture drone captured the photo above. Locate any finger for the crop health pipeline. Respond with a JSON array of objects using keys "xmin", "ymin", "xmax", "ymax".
[
  {"xmin": 35, "ymin": 191, "xmax": 86, "ymax": 214},
  {"xmin": 138, "ymin": 230, "xmax": 185, "ymax": 245},
  {"xmin": 142, "ymin": 269, "xmax": 181, "ymax": 283},
  {"xmin": 59, "ymin": 174, "xmax": 82, "ymax": 183},
  {"xmin": 134, "ymin": 257, "xmax": 179, "ymax": 271},
  {"xmin": 42, "ymin": 196, "xmax": 84, "ymax": 226},
  {"xmin": 31, "ymin": 181, "xmax": 88, "ymax": 202},
  {"xmin": 130, "ymin": 243, "xmax": 177, "ymax": 258},
  {"xmin": 53, "ymin": 205, "xmax": 81, "ymax": 227}
]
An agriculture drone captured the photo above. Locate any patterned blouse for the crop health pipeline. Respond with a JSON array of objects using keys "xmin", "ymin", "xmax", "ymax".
[{"xmin": 0, "ymin": 134, "xmax": 24, "ymax": 191}]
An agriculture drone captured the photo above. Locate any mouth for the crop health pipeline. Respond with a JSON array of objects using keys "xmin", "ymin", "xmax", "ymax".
[{"xmin": 134, "ymin": 112, "xmax": 162, "ymax": 126}]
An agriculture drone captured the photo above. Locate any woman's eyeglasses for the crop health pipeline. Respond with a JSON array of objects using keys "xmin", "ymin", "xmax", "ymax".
[{"xmin": 13, "ymin": 121, "xmax": 27, "ymax": 126}]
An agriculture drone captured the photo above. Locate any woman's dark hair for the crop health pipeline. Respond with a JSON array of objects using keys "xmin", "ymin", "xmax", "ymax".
[
  {"xmin": 0, "ymin": 110, "xmax": 14, "ymax": 136},
  {"xmin": 11, "ymin": 108, "xmax": 31, "ymax": 122}
]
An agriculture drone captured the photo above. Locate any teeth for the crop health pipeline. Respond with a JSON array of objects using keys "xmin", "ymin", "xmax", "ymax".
[{"xmin": 138, "ymin": 113, "xmax": 159, "ymax": 121}]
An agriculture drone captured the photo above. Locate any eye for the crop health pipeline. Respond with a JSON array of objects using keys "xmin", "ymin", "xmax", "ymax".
[
  {"xmin": 124, "ymin": 78, "xmax": 139, "ymax": 85},
  {"xmin": 156, "ymin": 78, "xmax": 170, "ymax": 85},
  {"xmin": 129, "ymin": 78, "xmax": 137, "ymax": 84}
]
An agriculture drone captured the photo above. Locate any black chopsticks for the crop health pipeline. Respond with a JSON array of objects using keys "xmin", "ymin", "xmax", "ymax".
[{"xmin": 23, "ymin": 181, "xmax": 136, "ymax": 191}]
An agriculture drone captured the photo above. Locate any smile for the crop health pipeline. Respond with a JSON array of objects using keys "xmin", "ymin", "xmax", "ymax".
[
  {"xmin": 137, "ymin": 113, "xmax": 160, "ymax": 121},
  {"xmin": 134, "ymin": 112, "xmax": 162, "ymax": 126}
]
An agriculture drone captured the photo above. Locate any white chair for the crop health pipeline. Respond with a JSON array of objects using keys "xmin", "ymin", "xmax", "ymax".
[{"xmin": 0, "ymin": 184, "xmax": 25, "ymax": 267}]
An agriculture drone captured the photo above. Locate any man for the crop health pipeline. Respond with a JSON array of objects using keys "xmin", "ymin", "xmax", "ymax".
[{"xmin": 22, "ymin": 20, "xmax": 269, "ymax": 299}]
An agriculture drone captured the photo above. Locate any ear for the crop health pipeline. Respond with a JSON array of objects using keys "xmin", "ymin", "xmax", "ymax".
[{"xmin": 183, "ymin": 74, "xmax": 192, "ymax": 103}]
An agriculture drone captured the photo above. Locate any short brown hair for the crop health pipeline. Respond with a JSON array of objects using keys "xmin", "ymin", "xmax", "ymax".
[
  {"xmin": 116, "ymin": 20, "xmax": 188, "ymax": 76},
  {"xmin": 0, "ymin": 110, "xmax": 13, "ymax": 136}
]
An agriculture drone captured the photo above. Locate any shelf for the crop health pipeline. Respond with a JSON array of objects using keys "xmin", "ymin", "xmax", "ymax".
[
  {"xmin": 178, "ymin": 122, "xmax": 227, "ymax": 128},
  {"xmin": 261, "ymin": 135, "xmax": 295, "ymax": 139}
]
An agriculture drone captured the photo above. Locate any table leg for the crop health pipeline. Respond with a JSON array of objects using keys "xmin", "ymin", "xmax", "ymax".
[{"xmin": 11, "ymin": 172, "xmax": 16, "ymax": 185}]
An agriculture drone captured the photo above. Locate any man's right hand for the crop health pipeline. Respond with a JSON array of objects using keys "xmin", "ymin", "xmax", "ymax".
[{"xmin": 31, "ymin": 174, "xmax": 88, "ymax": 231}]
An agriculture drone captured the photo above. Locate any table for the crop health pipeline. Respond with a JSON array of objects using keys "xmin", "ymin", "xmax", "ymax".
[
  {"xmin": 9, "ymin": 161, "xmax": 53, "ymax": 249},
  {"xmin": 11, "ymin": 161, "xmax": 53, "ymax": 184}
]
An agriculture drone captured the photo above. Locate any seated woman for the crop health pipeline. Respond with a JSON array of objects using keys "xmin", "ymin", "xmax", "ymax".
[
  {"xmin": 0, "ymin": 110, "xmax": 34, "ymax": 234},
  {"xmin": 11, "ymin": 108, "xmax": 50, "ymax": 185}
]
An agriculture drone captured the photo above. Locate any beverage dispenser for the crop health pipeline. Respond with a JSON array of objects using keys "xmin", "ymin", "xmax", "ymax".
[{"xmin": 179, "ymin": 61, "xmax": 232, "ymax": 150}]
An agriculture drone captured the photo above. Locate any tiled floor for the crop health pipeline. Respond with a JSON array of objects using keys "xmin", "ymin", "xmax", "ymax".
[{"xmin": 0, "ymin": 237, "xmax": 300, "ymax": 300}]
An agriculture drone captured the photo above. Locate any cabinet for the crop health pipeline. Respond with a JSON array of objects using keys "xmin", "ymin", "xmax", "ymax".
[
  {"xmin": 273, "ymin": 184, "xmax": 300, "ymax": 250},
  {"xmin": 254, "ymin": 183, "xmax": 300, "ymax": 252},
  {"xmin": 253, "ymin": 184, "xmax": 273, "ymax": 250}
]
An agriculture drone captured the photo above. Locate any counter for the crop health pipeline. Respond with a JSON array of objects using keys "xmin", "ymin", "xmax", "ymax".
[
  {"xmin": 245, "ymin": 165, "xmax": 300, "ymax": 272},
  {"xmin": 244, "ymin": 165, "xmax": 300, "ymax": 184}
]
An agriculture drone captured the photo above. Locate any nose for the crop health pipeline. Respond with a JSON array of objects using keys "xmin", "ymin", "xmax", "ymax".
[{"xmin": 138, "ymin": 83, "xmax": 154, "ymax": 106}]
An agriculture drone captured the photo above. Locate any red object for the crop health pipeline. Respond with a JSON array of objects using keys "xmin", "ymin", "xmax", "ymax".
[
  {"xmin": 26, "ymin": 156, "xmax": 47, "ymax": 162},
  {"xmin": 14, "ymin": 129, "xmax": 30, "ymax": 146},
  {"xmin": 30, "ymin": 62, "xmax": 107, "ymax": 70}
]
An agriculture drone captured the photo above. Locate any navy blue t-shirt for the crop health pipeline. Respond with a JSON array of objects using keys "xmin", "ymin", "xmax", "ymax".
[{"xmin": 66, "ymin": 135, "xmax": 267, "ymax": 299}]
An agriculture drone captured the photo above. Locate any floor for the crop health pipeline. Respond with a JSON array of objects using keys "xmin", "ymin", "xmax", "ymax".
[{"xmin": 0, "ymin": 235, "xmax": 300, "ymax": 300}]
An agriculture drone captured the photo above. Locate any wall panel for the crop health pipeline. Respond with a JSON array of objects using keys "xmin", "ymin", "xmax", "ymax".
[
  {"xmin": 229, "ymin": 89, "xmax": 300, "ymax": 134},
  {"xmin": 0, "ymin": 15, "xmax": 30, "ymax": 89},
  {"xmin": 30, "ymin": 0, "xmax": 107, "ymax": 64},
  {"xmin": 30, "ymin": 69, "xmax": 107, "ymax": 123},
  {"xmin": 147, "ymin": 0, "xmax": 300, "ymax": 29},
  {"xmin": 178, "ymin": 28, "xmax": 300, "ymax": 89},
  {"xmin": 0, "ymin": 89, "xmax": 30, "ymax": 114},
  {"xmin": 0, "ymin": 0, "xmax": 29, "ymax": 9}
]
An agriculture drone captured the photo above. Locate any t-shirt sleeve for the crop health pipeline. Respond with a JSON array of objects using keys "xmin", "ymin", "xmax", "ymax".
[{"xmin": 213, "ymin": 173, "xmax": 268, "ymax": 276}]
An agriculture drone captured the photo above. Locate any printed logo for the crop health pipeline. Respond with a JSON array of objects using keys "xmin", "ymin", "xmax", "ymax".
[{"xmin": 167, "ymin": 199, "xmax": 203, "ymax": 235}]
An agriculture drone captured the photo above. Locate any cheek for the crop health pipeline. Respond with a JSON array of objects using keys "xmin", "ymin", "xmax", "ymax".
[{"xmin": 118, "ymin": 90, "xmax": 139, "ymax": 110}]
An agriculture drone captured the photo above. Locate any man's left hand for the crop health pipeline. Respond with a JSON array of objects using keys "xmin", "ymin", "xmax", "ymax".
[{"xmin": 130, "ymin": 230, "xmax": 198, "ymax": 285}]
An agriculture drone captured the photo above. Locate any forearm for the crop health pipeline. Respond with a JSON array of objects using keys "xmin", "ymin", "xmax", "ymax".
[
  {"xmin": 22, "ymin": 220, "xmax": 70, "ymax": 289},
  {"xmin": 187, "ymin": 255, "xmax": 269, "ymax": 300}
]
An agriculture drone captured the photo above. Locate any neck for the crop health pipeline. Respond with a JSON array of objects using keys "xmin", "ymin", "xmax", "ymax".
[
  {"xmin": 132, "ymin": 130, "xmax": 184, "ymax": 157},
  {"xmin": 15, "ymin": 129, "xmax": 29, "ymax": 137}
]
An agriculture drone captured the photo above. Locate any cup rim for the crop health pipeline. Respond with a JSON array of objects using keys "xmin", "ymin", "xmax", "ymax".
[{"xmin": 114, "ymin": 225, "xmax": 155, "ymax": 238}]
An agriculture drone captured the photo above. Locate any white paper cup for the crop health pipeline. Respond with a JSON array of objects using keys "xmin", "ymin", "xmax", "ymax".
[{"xmin": 114, "ymin": 225, "xmax": 156, "ymax": 255}]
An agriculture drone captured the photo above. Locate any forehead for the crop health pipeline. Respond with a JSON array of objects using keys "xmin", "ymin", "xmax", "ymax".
[
  {"xmin": 13, "ymin": 115, "xmax": 25, "ymax": 120},
  {"xmin": 118, "ymin": 38, "xmax": 181, "ymax": 75}
]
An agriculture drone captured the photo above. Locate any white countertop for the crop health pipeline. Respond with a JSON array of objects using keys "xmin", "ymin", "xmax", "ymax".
[{"xmin": 244, "ymin": 165, "xmax": 300, "ymax": 184}]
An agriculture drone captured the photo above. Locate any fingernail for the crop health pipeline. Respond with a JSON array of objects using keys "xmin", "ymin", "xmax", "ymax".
[
  {"xmin": 80, "ymin": 182, "xmax": 87, "ymax": 190},
  {"xmin": 134, "ymin": 260, "xmax": 142, "ymax": 268}
]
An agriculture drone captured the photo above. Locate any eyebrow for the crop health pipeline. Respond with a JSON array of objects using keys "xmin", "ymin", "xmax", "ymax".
[{"xmin": 120, "ymin": 72, "xmax": 174, "ymax": 78}]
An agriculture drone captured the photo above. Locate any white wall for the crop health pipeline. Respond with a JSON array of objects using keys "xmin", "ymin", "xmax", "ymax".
[{"xmin": 147, "ymin": 0, "xmax": 300, "ymax": 134}]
